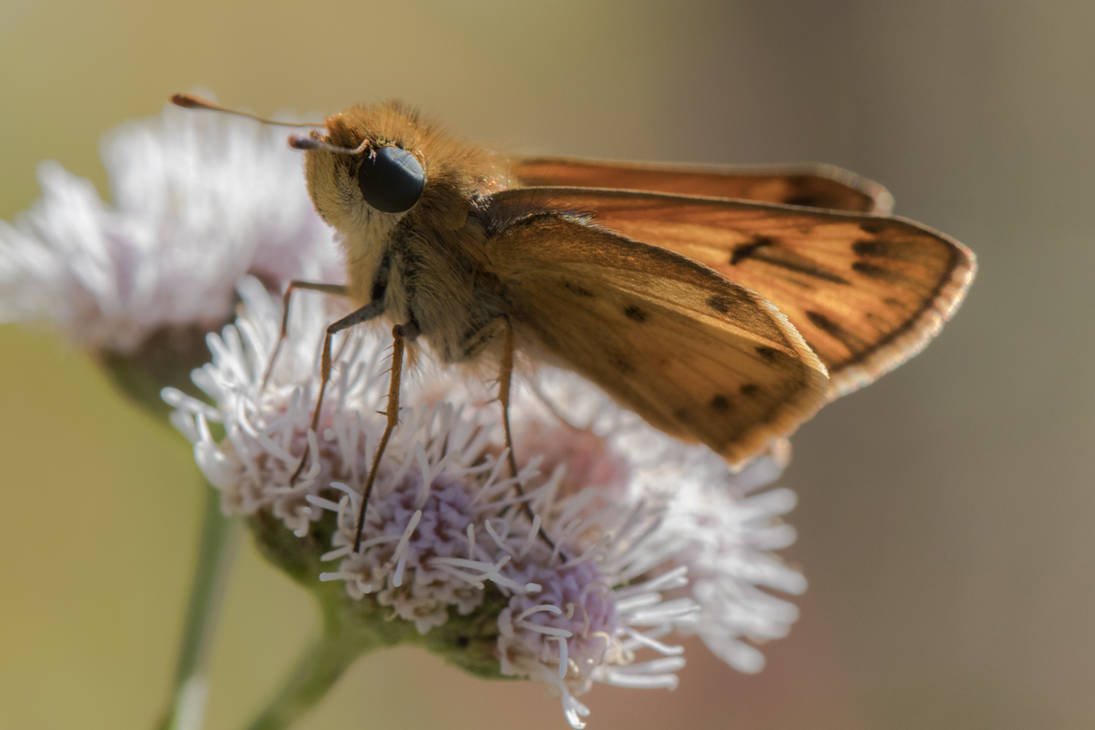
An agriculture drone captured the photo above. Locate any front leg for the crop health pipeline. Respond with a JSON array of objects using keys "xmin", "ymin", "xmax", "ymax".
[
  {"xmin": 262, "ymin": 280, "xmax": 351, "ymax": 389},
  {"xmin": 290, "ymin": 298, "xmax": 387, "ymax": 483}
]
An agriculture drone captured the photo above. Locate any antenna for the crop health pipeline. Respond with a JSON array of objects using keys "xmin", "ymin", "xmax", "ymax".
[
  {"xmin": 288, "ymin": 135, "xmax": 373, "ymax": 156},
  {"xmin": 169, "ymin": 93, "xmax": 324, "ymax": 129}
]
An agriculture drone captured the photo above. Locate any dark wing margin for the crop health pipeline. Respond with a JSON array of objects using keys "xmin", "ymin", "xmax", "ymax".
[{"xmin": 509, "ymin": 156, "xmax": 895, "ymax": 214}]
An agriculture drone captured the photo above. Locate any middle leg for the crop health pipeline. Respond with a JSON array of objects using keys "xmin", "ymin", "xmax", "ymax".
[{"xmin": 351, "ymin": 321, "xmax": 418, "ymax": 552}]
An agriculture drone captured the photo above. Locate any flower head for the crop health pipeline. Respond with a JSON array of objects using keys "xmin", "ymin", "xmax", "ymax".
[
  {"xmin": 166, "ymin": 277, "xmax": 807, "ymax": 727},
  {"xmin": 0, "ymin": 97, "xmax": 341, "ymax": 354}
]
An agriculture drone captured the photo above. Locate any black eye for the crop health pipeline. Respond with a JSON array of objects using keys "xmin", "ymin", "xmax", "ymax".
[{"xmin": 357, "ymin": 146, "xmax": 426, "ymax": 213}]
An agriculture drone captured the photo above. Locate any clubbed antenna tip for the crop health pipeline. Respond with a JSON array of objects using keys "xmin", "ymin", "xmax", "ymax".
[{"xmin": 168, "ymin": 92, "xmax": 324, "ymax": 129}]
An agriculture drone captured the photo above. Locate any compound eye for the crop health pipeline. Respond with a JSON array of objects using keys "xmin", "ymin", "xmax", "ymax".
[{"xmin": 356, "ymin": 146, "xmax": 426, "ymax": 213}]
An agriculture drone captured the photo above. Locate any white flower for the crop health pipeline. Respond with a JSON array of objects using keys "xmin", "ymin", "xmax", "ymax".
[
  {"xmin": 643, "ymin": 441, "xmax": 806, "ymax": 673},
  {"xmin": 166, "ymin": 277, "xmax": 807, "ymax": 727},
  {"xmin": 509, "ymin": 367, "xmax": 806, "ymax": 675},
  {"xmin": 0, "ymin": 97, "xmax": 341, "ymax": 353}
]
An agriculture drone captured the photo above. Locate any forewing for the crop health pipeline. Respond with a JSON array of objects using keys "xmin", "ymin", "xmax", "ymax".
[
  {"xmin": 486, "ymin": 213, "xmax": 829, "ymax": 465},
  {"xmin": 490, "ymin": 188, "xmax": 975, "ymax": 398},
  {"xmin": 510, "ymin": 156, "xmax": 894, "ymax": 214}
]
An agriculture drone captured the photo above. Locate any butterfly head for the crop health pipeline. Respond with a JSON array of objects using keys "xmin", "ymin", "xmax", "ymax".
[
  {"xmin": 293, "ymin": 103, "xmax": 432, "ymax": 234},
  {"xmin": 168, "ymin": 94, "xmax": 501, "ymax": 240}
]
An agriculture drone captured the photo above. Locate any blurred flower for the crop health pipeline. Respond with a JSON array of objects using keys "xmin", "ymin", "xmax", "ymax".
[
  {"xmin": 0, "ymin": 99, "xmax": 345, "ymax": 730},
  {"xmin": 0, "ymin": 98, "xmax": 341, "ymax": 405},
  {"xmin": 166, "ymin": 278, "xmax": 806, "ymax": 727}
]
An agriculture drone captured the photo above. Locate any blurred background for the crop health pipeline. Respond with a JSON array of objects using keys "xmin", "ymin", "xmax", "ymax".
[{"xmin": 1, "ymin": 1, "xmax": 1092, "ymax": 728}]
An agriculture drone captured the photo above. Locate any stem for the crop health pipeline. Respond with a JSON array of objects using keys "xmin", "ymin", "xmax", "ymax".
[
  {"xmin": 157, "ymin": 483, "xmax": 239, "ymax": 730},
  {"xmin": 244, "ymin": 625, "xmax": 369, "ymax": 730}
]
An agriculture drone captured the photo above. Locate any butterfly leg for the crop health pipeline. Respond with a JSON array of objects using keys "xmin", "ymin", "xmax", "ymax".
[
  {"xmin": 525, "ymin": 378, "xmax": 584, "ymax": 433},
  {"xmin": 290, "ymin": 298, "xmax": 386, "ymax": 483},
  {"xmin": 262, "ymin": 280, "xmax": 351, "ymax": 390},
  {"xmin": 497, "ymin": 318, "xmax": 560, "ymax": 555},
  {"xmin": 352, "ymin": 321, "xmax": 417, "ymax": 552}
]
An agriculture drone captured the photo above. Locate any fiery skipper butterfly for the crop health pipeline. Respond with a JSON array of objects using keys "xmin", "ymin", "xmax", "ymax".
[{"xmin": 171, "ymin": 94, "xmax": 975, "ymax": 549}]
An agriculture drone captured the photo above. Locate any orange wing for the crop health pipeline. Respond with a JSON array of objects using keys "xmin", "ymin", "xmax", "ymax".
[
  {"xmin": 510, "ymin": 156, "xmax": 894, "ymax": 214},
  {"xmin": 488, "ymin": 188, "xmax": 974, "ymax": 399},
  {"xmin": 485, "ymin": 213, "xmax": 829, "ymax": 466}
]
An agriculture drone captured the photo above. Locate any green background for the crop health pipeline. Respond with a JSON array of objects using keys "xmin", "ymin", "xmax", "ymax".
[{"xmin": 1, "ymin": 1, "xmax": 1092, "ymax": 728}]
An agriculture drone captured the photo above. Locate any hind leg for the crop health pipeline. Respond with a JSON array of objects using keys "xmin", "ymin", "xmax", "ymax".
[{"xmin": 494, "ymin": 319, "xmax": 560, "ymax": 553}]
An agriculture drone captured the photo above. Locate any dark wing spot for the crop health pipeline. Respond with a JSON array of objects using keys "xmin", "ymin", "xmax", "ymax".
[
  {"xmin": 535, "ymin": 326, "xmax": 563, "ymax": 352},
  {"xmin": 852, "ymin": 261, "xmax": 904, "ymax": 283},
  {"xmin": 784, "ymin": 195, "xmax": 821, "ymax": 207},
  {"xmin": 806, "ymin": 310, "xmax": 869, "ymax": 353},
  {"xmin": 859, "ymin": 221, "xmax": 887, "ymax": 235},
  {"xmin": 739, "ymin": 383, "xmax": 761, "ymax": 397},
  {"xmin": 730, "ymin": 235, "xmax": 775, "ymax": 265},
  {"xmin": 623, "ymin": 304, "xmax": 648, "ymax": 322},
  {"xmin": 563, "ymin": 281, "xmax": 595, "ymax": 298},
  {"xmin": 707, "ymin": 295, "xmax": 731, "ymax": 314},
  {"xmin": 755, "ymin": 345, "xmax": 779, "ymax": 363},
  {"xmin": 735, "ymin": 238, "xmax": 849, "ymax": 284},
  {"xmin": 806, "ymin": 310, "xmax": 842, "ymax": 336},
  {"xmin": 767, "ymin": 257, "xmax": 849, "ymax": 285},
  {"xmin": 883, "ymin": 296, "xmax": 905, "ymax": 310},
  {"xmin": 710, "ymin": 394, "xmax": 731, "ymax": 411},
  {"xmin": 853, "ymin": 237, "xmax": 926, "ymax": 263},
  {"xmin": 608, "ymin": 350, "xmax": 635, "ymax": 375},
  {"xmin": 707, "ymin": 288, "xmax": 752, "ymax": 315},
  {"xmin": 852, "ymin": 239, "xmax": 885, "ymax": 256}
]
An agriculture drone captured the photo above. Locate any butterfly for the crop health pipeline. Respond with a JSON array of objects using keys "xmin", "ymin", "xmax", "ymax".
[{"xmin": 172, "ymin": 94, "xmax": 976, "ymax": 549}]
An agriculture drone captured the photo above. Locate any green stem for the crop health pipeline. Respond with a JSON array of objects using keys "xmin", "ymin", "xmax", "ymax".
[
  {"xmin": 244, "ymin": 623, "xmax": 370, "ymax": 730},
  {"xmin": 157, "ymin": 483, "xmax": 239, "ymax": 730}
]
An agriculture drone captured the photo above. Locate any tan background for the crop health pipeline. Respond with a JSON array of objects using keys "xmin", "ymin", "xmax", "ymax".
[{"xmin": 1, "ymin": 1, "xmax": 1092, "ymax": 728}]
